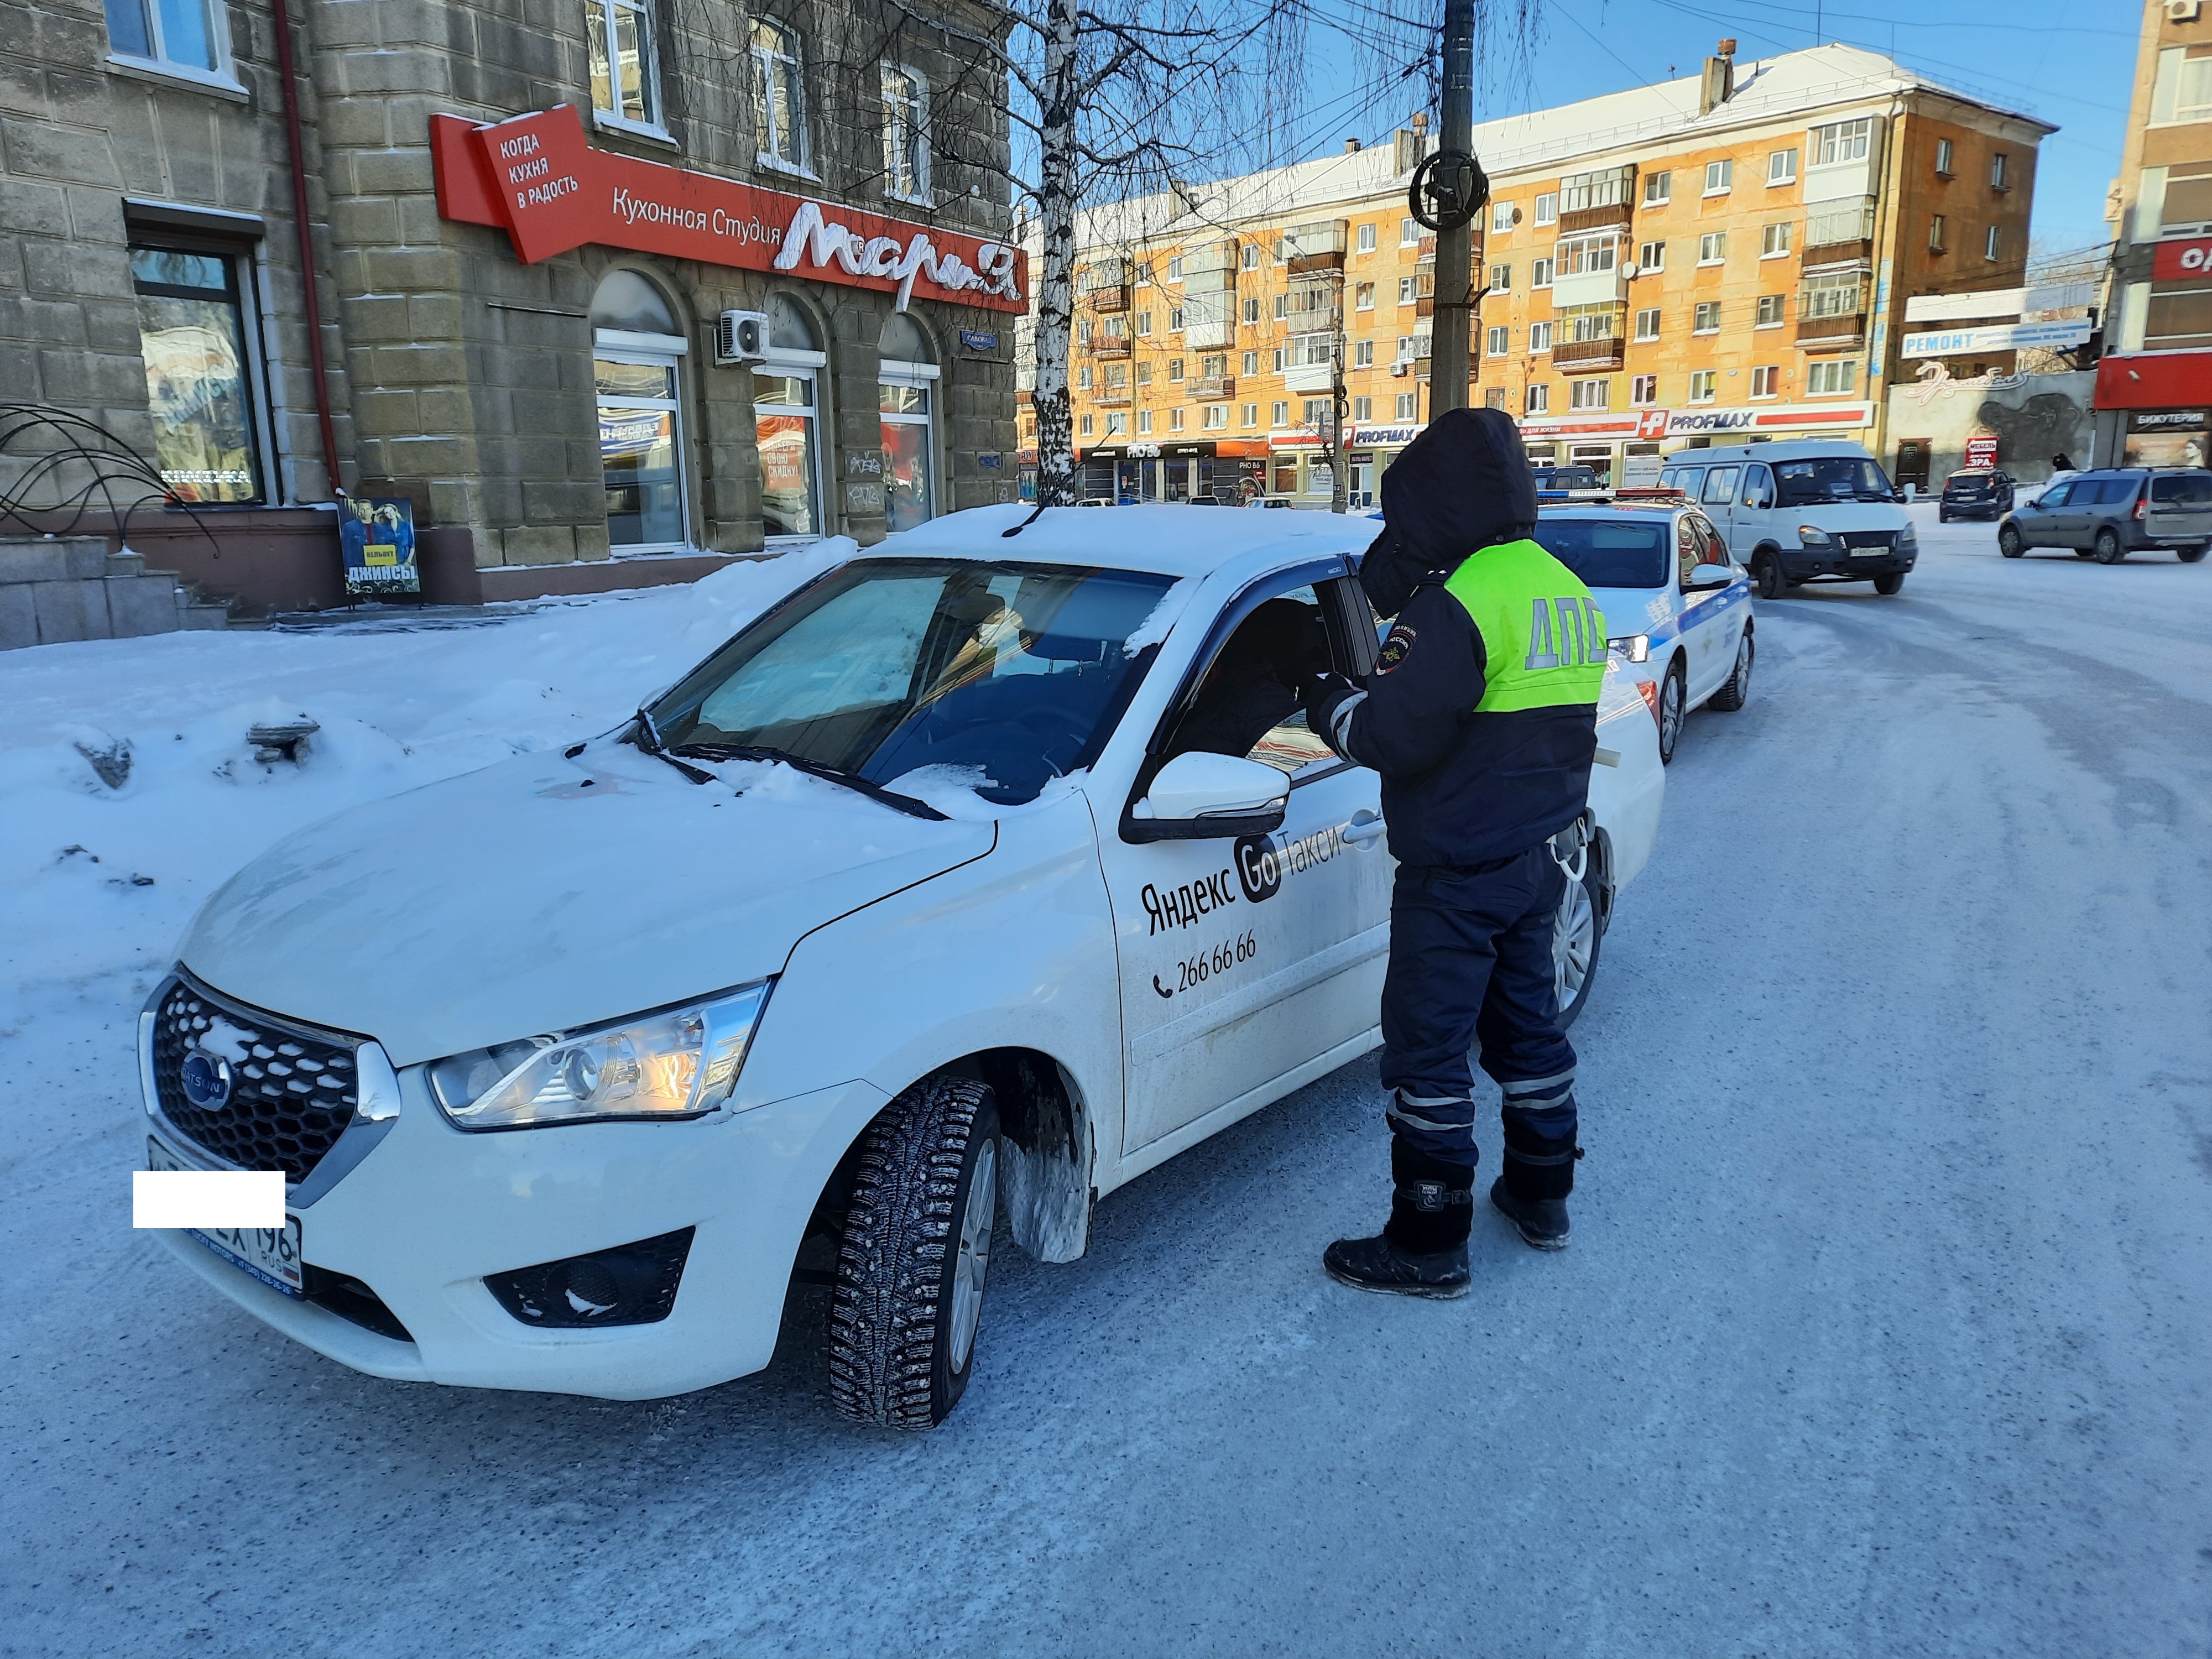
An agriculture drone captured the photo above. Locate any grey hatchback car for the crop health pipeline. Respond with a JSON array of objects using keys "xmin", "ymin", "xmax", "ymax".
[{"xmin": 1997, "ymin": 469, "xmax": 2212, "ymax": 564}]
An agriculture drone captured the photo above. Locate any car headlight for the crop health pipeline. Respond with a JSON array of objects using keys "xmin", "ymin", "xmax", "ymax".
[
  {"xmin": 1607, "ymin": 633, "xmax": 1650, "ymax": 663},
  {"xmin": 1798, "ymin": 525, "xmax": 1833, "ymax": 547},
  {"xmin": 429, "ymin": 981, "xmax": 774, "ymax": 1130},
  {"xmin": 1898, "ymin": 523, "xmax": 1918, "ymax": 550}
]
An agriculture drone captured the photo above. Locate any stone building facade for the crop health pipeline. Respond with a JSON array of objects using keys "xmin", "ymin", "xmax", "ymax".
[{"xmin": 2, "ymin": 0, "xmax": 1022, "ymax": 609}]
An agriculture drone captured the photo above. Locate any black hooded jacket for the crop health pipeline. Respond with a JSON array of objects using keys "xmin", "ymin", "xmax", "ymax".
[{"xmin": 1316, "ymin": 408, "xmax": 1601, "ymax": 869}]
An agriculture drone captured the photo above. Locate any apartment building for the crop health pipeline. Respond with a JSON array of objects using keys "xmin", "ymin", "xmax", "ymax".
[
  {"xmin": 2095, "ymin": 0, "xmax": 2212, "ymax": 468},
  {"xmin": 2, "ymin": 0, "xmax": 1020, "ymax": 608},
  {"xmin": 1040, "ymin": 43, "xmax": 2051, "ymax": 503}
]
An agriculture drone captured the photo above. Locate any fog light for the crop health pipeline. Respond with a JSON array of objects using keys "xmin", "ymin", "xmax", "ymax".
[{"xmin": 486, "ymin": 1227, "xmax": 696, "ymax": 1328}]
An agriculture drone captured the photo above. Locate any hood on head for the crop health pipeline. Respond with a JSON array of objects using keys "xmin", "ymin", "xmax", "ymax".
[{"xmin": 1369, "ymin": 407, "xmax": 1538, "ymax": 603}]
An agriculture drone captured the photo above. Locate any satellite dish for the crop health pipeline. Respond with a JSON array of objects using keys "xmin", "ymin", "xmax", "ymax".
[{"xmin": 1621, "ymin": 263, "xmax": 1641, "ymax": 280}]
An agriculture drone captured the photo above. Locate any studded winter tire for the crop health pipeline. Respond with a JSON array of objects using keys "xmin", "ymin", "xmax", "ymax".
[
  {"xmin": 1707, "ymin": 624, "xmax": 1753, "ymax": 712},
  {"xmin": 828, "ymin": 1075, "xmax": 1000, "ymax": 1430}
]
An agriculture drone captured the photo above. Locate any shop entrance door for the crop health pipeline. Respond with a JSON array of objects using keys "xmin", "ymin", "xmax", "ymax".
[{"xmin": 1895, "ymin": 439, "xmax": 1931, "ymax": 494}]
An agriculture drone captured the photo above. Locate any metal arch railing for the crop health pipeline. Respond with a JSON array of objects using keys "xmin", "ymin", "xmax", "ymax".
[{"xmin": 0, "ymin": 403, "xmax": 214, "ymax": 549}]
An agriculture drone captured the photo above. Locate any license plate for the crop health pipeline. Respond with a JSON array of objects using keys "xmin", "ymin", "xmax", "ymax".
[
  {"xmin": 1850, "ymin": 545, "xmax": 1890, "ymax": 557},
  {"xmin": 147, "ymin": 1136, "xmax": 304, "ymax": 1296}
]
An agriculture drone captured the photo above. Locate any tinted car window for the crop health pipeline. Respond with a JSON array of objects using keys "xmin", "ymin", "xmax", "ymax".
[
  {"xmin": 1529, "ymin": 518, "xmax": 1670, "ymax": 588},
  {"xmin": 2092, "ymin": 476, "xmax": 2141, "ymax": 505},
  {"xmin": 2151, "ymin": 473, "xmax": 2212, "ymax": 505}
]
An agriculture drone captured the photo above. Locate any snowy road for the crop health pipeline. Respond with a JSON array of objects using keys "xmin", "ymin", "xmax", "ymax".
[{"xmin": 5, "ymin": 512, "xmax": 2210, "ymax": 1657}]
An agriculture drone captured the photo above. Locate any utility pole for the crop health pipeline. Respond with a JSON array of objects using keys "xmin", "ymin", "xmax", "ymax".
[
  {"xmin": 1331, "ymin": 275, "xmax": 1350, "ymax": 512},
  {"xmin": 1430, "ymin": 0, "xmax": 1477, "ymax": 416}
]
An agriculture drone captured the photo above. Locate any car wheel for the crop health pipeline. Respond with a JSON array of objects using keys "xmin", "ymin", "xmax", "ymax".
[
  {"xmin": 1938, "ymin": 509, "xmax": 1951, "ymax": 523},
  {"xmin": 1656, "ymin": 655, "xmax": 1686, "ymax": 765},
  {"xmin": 829, "ymin": 1074, "xmax": 1000, "ymax": 1430},
  {"xmin": 2094, "ymin": 528, "xmax": 2125, "ymax": 565},
  {"xmin": 1553, "ymin": 859, "xmax": 1602, "ymax": 1031},
  {"xmin": 2179, "ymin": 544, "xmax": 2208, "ymax": 565},
  {"xmin": 1752, "ymin": 551, "xmax": 1786, "ymax": 600},
  {"xmin": 1998, "ymin": 524, "xmax": 2025, "ymax": 558},
  {"xmin": 1707, "ymin": 625, "xmax": 1753, "ymax": 711},
  {"xmin": 1873, "ymin": 572, "xmax": 1906, "ymax": 596}
]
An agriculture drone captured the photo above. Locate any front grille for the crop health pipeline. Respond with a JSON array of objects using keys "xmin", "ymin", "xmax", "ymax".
[
  {"xmin": 153, "ymin": 975, "xmax": 361, "ymax": 1183},
  {"xmin": 1839, "ymin": 532, "xmax": 1896, "ymax": 550}
]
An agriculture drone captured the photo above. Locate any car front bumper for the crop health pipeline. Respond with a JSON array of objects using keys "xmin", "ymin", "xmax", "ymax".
[
  {"xmin": 1780, "ymin": 547, "xmax": 1917, "ymax": 580},
  {"xmin": 145, "ymin": 1063, "xmax": 890, "ymax": 1400}
]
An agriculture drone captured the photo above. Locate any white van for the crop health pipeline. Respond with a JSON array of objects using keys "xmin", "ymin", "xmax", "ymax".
[{"xmin": 1658, "ymin": 439, "xmax": 1918, "ymax": 600}]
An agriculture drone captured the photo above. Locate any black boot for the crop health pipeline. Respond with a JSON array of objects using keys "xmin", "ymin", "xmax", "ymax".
[
  {"xmin": 1490, "ymin": 1120, "xmax": 1579, "ymax": 1250},
  {"xmin": 1323, "ymin": 1141, "xmax": 1474, "ymax": 1298}
]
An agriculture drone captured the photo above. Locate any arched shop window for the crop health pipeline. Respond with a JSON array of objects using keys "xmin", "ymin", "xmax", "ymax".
[
  {"xmin": 878, "ymin": 310, "xmax": 939, "ymax": 533},
  {"xmin": 755, "ymin": 293, "xmax": 826, "ymax": 539},
  {"xmin": 592, "ymin": 270, "xmax": 688, "ymax": 552}
]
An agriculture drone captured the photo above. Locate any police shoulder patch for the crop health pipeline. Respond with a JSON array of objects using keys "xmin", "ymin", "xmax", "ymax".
[{"xmin": 1376, "ymin": 622, "xmax": 1417, "ymax": 674}]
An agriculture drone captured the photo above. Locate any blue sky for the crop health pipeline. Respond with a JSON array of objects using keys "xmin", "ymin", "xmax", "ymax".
[{"xmin": 1290, "ymin": 0, "xmax": 2138, "ymax": 264}]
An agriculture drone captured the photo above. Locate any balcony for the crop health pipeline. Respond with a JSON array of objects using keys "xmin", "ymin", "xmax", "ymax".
[
  {"xmin": 1087, "ymin": 284, "xmax": 1130, "ymax": 313},
  {"xmin": 1087, "ymin": 336, "xmax": 1130, "ymax": 358},
  {"xmin": 1552, "ymin": 337, "xmax": 1625, "ymax": 371},
  {"xmin": 1416, "ymin": 296, "xmax": 1434, "ymax": 318},
  {"xmin": 1795, "ymin": 311, "xmax": 1866, "ymax": 349},
  {"xmin": 1280, "ymin": 219, "xmax": 1348, "ymax": 275},
  {"xmin": 1191, "ymin": 375, "xmax": 1237, "ymax": 401},
  {"xmin": 1092, "ymin": 392, "xmax": 1130, "ymax": 408},
  {"xmin": 1559, "ymin": 201, "xmax": 1633, "ymax": 236}
]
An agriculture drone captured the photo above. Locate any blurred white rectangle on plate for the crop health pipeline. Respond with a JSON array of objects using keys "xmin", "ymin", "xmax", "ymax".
[{"xmin": 134, "ymin": 1168, "xmax": 285, "ymax": 1228}]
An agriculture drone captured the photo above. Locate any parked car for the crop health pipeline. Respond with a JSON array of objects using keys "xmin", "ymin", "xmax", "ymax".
[
  {"xmin": 1534, "ymin": 499, "xmax": 1754, "ymax": 765},
  {"xmin": 1938, "ymin": 469, "xmax": 2016, "ymax": 520},
  {"xmin": 139, "ymin": 505, "xmax": 1665, "ymax": 1426},
  {"xmin": 1997, "ymin": 468, "xmax": 2212, "ymax": 564},
  {"xmin": 1661, "ymin": 440, "xmax": 1917, "ymax": 599}
]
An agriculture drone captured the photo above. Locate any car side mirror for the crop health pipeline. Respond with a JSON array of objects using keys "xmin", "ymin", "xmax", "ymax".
[
  {"xmin": 1124, "ymin": 752, "xmax": 1290, "ymax": 843},
  {"xmin": 1683, "ymin": 563, "xmax": 1734, "ymax": 592}
]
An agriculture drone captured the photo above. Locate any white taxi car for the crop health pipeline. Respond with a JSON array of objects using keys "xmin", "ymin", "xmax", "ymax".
[
  {"xmin": 141, "ymin": 506, "xmax": 1664, "ymax": 1427},
  {"xmin": 1532, "ymin": 499, "xmax": 1755, "ymax": 765}
]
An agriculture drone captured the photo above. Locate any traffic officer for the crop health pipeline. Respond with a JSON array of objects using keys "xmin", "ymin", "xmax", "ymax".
[{"xmin": 1304, "ymin": 406, "xmax": 1607, "ymax": 1297}]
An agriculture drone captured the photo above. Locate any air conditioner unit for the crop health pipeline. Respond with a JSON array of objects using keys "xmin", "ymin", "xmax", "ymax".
[
  {"xmin": 2169, "ymin": 0, "xmax": 2201, "ymax": 19},
  {"xmin": 1391, "ymin": 362, "xmax": 1409, "ymax": 377},
  {"xmin": 714, "ymin": 310, "xmax": 770, "ymax": 365}
]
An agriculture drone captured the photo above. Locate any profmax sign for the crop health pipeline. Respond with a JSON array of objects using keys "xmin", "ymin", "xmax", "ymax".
[{"xmin": 430, "ymin": 106, "xmax": 1025, "ymax": 314}]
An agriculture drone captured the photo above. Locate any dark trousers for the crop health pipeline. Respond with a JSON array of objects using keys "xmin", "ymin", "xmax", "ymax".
[{"xmin": 1378, "ymin": 844, "xmax": 1579, "ymax": 1170}]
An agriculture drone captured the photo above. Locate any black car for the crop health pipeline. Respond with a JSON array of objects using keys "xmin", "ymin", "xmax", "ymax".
[{"xmin": 1938, "ymin": 469, "xmax": 2015, "ymax": 521}]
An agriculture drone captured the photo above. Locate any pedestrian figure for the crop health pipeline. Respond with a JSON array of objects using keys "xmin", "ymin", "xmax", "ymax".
[{"xmin": 1303, "ymin": 407, "xmax": 1608, "ymax": 1296}]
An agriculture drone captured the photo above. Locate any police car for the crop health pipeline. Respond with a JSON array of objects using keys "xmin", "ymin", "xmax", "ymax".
[
  {"xmin": 138, "ymin": 506, "xmax": 1664, "ymax": 1428},
  {"xmin": 1532, "ymin": 497, "xmax": 1755, "ymax": 765}
]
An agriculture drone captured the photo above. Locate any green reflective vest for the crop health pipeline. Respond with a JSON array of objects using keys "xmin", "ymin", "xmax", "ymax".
[{"xmin": 1441, "ymin": 538, "xmax": 1608, "ymax": 714}]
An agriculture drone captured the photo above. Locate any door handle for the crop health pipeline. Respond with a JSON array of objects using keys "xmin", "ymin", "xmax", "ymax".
[{"xmin": 1343, "ymin": 812, "xmax": 1386, "ymax": 846}]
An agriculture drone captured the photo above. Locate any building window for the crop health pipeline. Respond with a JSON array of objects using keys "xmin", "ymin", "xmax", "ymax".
[
  {"xmin": 1241, "ymin": 403, "xmax": 1258, "ymax": 426},
  {"xmin": 1135, "ymin": 311, "xmax": 1153, "ymax": 336},
  {"xmin": 1634, "ymin": 307, "xmax": 1661, "ymax": 341},
  {"xmin": 1353, "ymin": 395, "xmax": 1373, "ymax": 421},
  {"xmin": 1807, "ymin": 359, "xmax": 1857, "ymax": 395},
  {"xmin": 1935, "ymin": 137, "xmax": 1955, "ymax": 177},
  {"xmin": 1531, "ymin": 257, "xmax": 1554, "ymax": 288},
  {"xmin": 1358, "ymin": 222, "xmax": 1377, "ymax": 252},
  {"xmin": 1491, "ymin": 200, "xmax": 1516, "ymax": 233},
  {"xmin": 586, "ymin": 0, "xmax": 662, "ymax": 131},
  {"xmin": 1990, "ymin": 152, "xmax": 2010, "ymax": 190},
  {"xmin": 1985, "ymin": 225, "xmax": 2001, "ymax": 261},
  {"xmin": 129, "ymin": 246, "xmax": 265, "ymax": 503},
  {"xmin": 1270, "ymin": 400, "xmax": 1288, "ymax": 426},
  {"xmin": 1079, "ymin": 414, "xmax": 1093, "ymax": 436},
  {"xmin": 1751, "ymin": 365, "xmax": 1778, "ymax": 398},
  {"xmin": 105, "ymin": 0, "xmax": 235, "ymax": 82},
  {"xmin": 1534, "ymin": 192, "xmax": 1558, "ymax": 226},
  {"xmin": 1170, "ymin": 306, "xmax": 1185, "ymax": 330},
  {"xmin": 1399, "ymin": 276, "xmax": 1417, "ymax": 305},
  {"xmin": 1568, "ymin": 378, "xmax": 1608, "ymax": 410},
  {"xmin": 1136, "ymin": 362, "xmax": 1152, "ymax": 388},
  {"xmin": 1698, "ymin": 232, "xmax": 1726, "ymax": 265},
  {"xmin": 1396, "ymin": 335, "xmax": 1417, "ymax": 362},
  {"xmin": 1528, "ymin": 321, "xmax": 1553, "ymax": 352},
  {"xmin": 880, "ymin": 64, "xmax": 928, "ymax": 200},
  {"xmin": 1486, "ymin": 324, "xmax": 1509, "ymax": 355},
  {"xmin": 2154, "ymin": 49, "xmax": 2212, "ymax": 123},
  {"xmin": 1401, "ymin": 217, "xmax": 1419, "ymax": 246},
  {"xmin": 1630, "ymin": 373, "xmax": 1657, "ymax": 404},
  {"xmin": 1756, "ymin": 293, "xmax": 1785, "ymax": 327},
  {"xmin": 594, "ymin": 271, "xmax": 694, "ymax": 550},
  {"xmin": 1301, "ymin": 398, "xmax": 1328, "ymax": 427},
  {"xmin": 751, "ymin": 18, "xmax": 808, "ymax": 171},
  {"xmin": 1136, "ymin": 410, "xmax": 1152, "ymax": 434},
  {"xmin": 1167, "ymin": 356, "xmax": 1183, "ymax": 381},
  {"xmin": 1768, "ymin": 148, "xmax": 1798, "ymax": 185},
  {"xmin": 1929, "ymin": 214, "xmax": 1947, "ymax": 252},
  {"xmin": 1484, "ymin": 387, "xmax": 1509, "ymax": 410},
  {"xmin": 1271, "ymin": 347, "xmax": 1285, "ymax": 372},
  {"xmin": 1556, "ymin": 234, "xmax": 1618, "ymax": 276},
  {"xmin": 1799, "ymin": 271, "xmax": 1865, "ymax": 320},
  {"xmin": 1077, "ymin": 318, "xmax": 1093, "ymax": 346},
  {"xmin": 1242, "ymin": 243, "xmax": 1261, "ymax": 270},
  {"xmin": 1761, "ymin": 222, "xmax": 1792, "ymax": 257},
  {"xmin": 1638, "ymin": 239, "xmax": 1665, "ymax": 272},
  {"xmin": 1356, "ymin": 281, "xmax": 1375, "ymax": 310},
  {"xmin": 1487, "ymin": 263, "xmax": 1510, "ymax": 291},
  {"xmin": 1704, "ymin": 158, "xmax": 1733, "ymax": 195},
  {"xmin": 1396, "ymin": 392, "xmax": 1417, "ymax": 419},
  {"xmin": 1525, "ymin": 383, "xmax": 1550, "ymax": 414},
  {"xmin": 1693, "ymin": 301, "xmax": 1721, "ymax": 334},
  {"xmin": 1354, "ymin": 340, "xmax": 1374, "ymax": 367},
  {"xmin": 1688, "ymin": 369, "xmax": 1717, "ymax": 403},
  {"xmin": 751, "ymin": 290, "xmax": 823, "ymax": 540},
  {"xmin": 1105, "ymin": 412, "xmax": 1126, "ymax": 436},
  {"xmin": 1166, "ymin": 253, "xmax": 1184, "ymax": 280},
  {"xmin": 1644, "ymin": 170, "xmax": 1672, "ymax": 206},
  {"xmin": 1243, "ymin": 296, "xmax": 1261, "ymax": 324},
  {"xmin": 1241, "ymin": 350, "xmax": 1259, "ymax": 375},
  {"xmin": 1203, "ymin": 404, "xmax": 1228, "ymax": 429},
  {"xmin": 1812, "ymin": 117, "xmax": 1873, "ymax": 166},
  {"xmin": 1078, "ymin": 364, "xmax": 1092, "ymax": 390}
]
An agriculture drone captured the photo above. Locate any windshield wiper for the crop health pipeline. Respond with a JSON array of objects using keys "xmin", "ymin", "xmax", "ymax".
[
  {"xmin": 668, "ymin": 743, "xmax": 949, "ymax": 821},
  {"xmin": 625, "ymin": 704, "xmax": 719, "ymax": 784}
]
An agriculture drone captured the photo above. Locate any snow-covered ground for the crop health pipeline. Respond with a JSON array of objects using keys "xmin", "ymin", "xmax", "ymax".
[{"xmin": 4, "ymin": 509, "xmax": 2210, "ymax": 1656}]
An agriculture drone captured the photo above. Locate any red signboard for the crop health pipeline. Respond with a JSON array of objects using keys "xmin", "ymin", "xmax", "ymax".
[
  {"xmin": 2151, "ymin": 238, "xmax": 2212, "ymax": 281},
  {"xmin": 431, "ymin": 106, "xmax": 1026, "ymax": 313},
  {"xmin": 2095, "ymin": 349, "xmax": 2212, "ymax": 410},
  {"xmin": 1635, "ymin": 408, "xmax": 1670, "ymax": 441},
  {"xmin": 1964, "ymin": 435, "xmax": 1999, "ymax": 468}
]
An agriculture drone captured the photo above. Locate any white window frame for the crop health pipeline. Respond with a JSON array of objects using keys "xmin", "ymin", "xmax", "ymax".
[
  {"xmin": 1638, "ymin": 239, "xmax": 1665, "ymax": 272},
  {"xmin": 1524, "ymin": 383, "xmax": 1550, "ymax": 415},
  {"xmin": 1568, "ymin": 378, "xmax": 1608, "ymax": 411},
  {"xmin": 1486, "ymin": 324, "xmax": 1509, "ymax": 356},
  {"xmin": 1355, "ymin": 282, "xmax": 1375, "ymax": 311},
  {"xmin": 1761, "ymin": 222, "xmax": 1792, "ymax": 258},
  {"xmin": 2154, "ymin": 49, "xmax": 2212, "ymax": 123},
  {"xmin": 103, "ymin": 0, "xmax": 243, "ymax": 91},
  {"xmin": 880, "ymin": 62, "xmax": 930, "ymax": 203},
  {"xmin": 1400, "ymin": 217, "xmax": 1420, "ymax": 246},
  {"xmin": 1241, "ymin": 403, "xmax": 1259, "ymax": 427},
  {"xmin": 1079, "ymin": 414, "xmax": 1093, "ymax": 436},
  {"xmin": 1698, "ymin": 231, "xmax": 1726, "ymax": 266},
  {"xmin": 1693, "ymin": 302, "xmax": 1721, "ymax": 335},
  {"xmin": 1688, "ymin": 369, "xmax": 1717, "ymax": 404},
  {"xmin": 1985, "ymin": 225, "xmax": 2001, "ymax": 262},
  {"xmin": 1990, "ymin": 153, "xmax": 2010, "ymax": 190},
  {"xmin": 597, "ymin": 328, "xmax": 691, "ymax": 554},
  {"xmin": 1203, "ymin": 404, "xmax": 1228, "ymax": 429},
  {"xmin": 1755, "ymin": 294, "xmax": 1785, "ymax": 328},
  {"xmin": 1137, "ymin": 410, "xmax": 1153, "ymax": 434},
  {"xmin": 751, "ymin": 18, "xmax": 811, "ymax": 175},
  {"xmin": 1811, "ymin": 118, "xmax": 1873, "ymax": 167},
  {"xmin": 1533, "ymin": 192, "xmax": 1558, "ymax": 226},
  {"xmin": 1750, "ymin": 364, "xmax": 1779, "ymax": 399},
  {"xmin": 1167, "ymin": 253, "xmax": 1185, "ymax": 280},
  {"xmin": 1357, "ymin": 222, "xmax": 1378, "ymax": 253},
  {"xmin": 1395, "ymin": 392, "xmax": 1417, "ymax": 420},
  {"xmin": 1767, "ymin": 148, "xmax": 1798, "ymax": 186},
  {"xmin": 1807, "ymin": 359, "xmax": 1857, "ymax": 397},
  {"xmin": 1488, "ymin": 263, "xmax": 1511, "ymax": 291},
  {"xmin": 1352, "ymin": 395, "xmax": 1373, "ymax": 421},
  {"xmin": 1241, "ymin": 351, "xmax": 1259, "ymax": 375},
  {"xmin": 1398, "ymin": 276, "xmax": 1417, "ymax": 305},
  {"xmin": 1935, "ymin": 137, "xmax": 1955, "ymax": 177},
  {"xmin": 1704, "ymin": 158, "xmax": 1733, "ymax": 196},
  {"xmin": 1630, "ymin": 373, "xmax": 1658, "ymax": 405},
  {"xmin": 1643, "ymin": 171, "xmax": 1672, "ymax": 206},
  {"xmin": 1531, "ymin": 257, "xmax": 1554, "ymax": 289},
  {"xmin": 1354, "ymin": 339, "xmax": 1374, "ymax": 367},
  {"xmin": 1271, "ymin": 400, "xmax": 1289, "ymax": 426},
  {"xmin": 1491, "ymin": 201, "xmax": 1516, "ymax": 233},
  {"xmin": 1634, "ymin": 307, "xmax": 1661, "ymax": 341},
  {"xmin": 877, "ymin": 350, "xmax": 940, "ymax": 531},
  {"xmin": 1528, "ymin": 320, "xmax": 1553, "ymax": 353}
]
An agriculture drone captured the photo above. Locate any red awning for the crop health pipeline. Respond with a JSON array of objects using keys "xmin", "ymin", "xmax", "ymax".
[{"xmin": 2094, "ymin": 352, "xmax": 2212, "ymax": 411}]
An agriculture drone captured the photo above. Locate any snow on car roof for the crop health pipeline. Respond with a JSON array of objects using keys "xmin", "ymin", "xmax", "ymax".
[{"xmin": 879, "ymin": 503, "xmax": 1374, "ymax": 579}]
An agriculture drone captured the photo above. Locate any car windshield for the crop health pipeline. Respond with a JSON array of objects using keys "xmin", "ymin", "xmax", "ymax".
[
  {"xmin": 2151, "ymin": 473, "xmax": 2212, "ymax": 506},
  {"xmin": 1775, "ymin": 456, "xmax": 1898, "ymax": 505},
  {"xmin": 1530, "ymin": 518, "xmax": 1670, "ymax": 588},
  {"xmin": 1536, "ymin": 467, "xmax": 1599, "ymax": 489},
  {"xmin": 645, "ymin": 557, "xmax": 1177, "ymax": 806}
]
